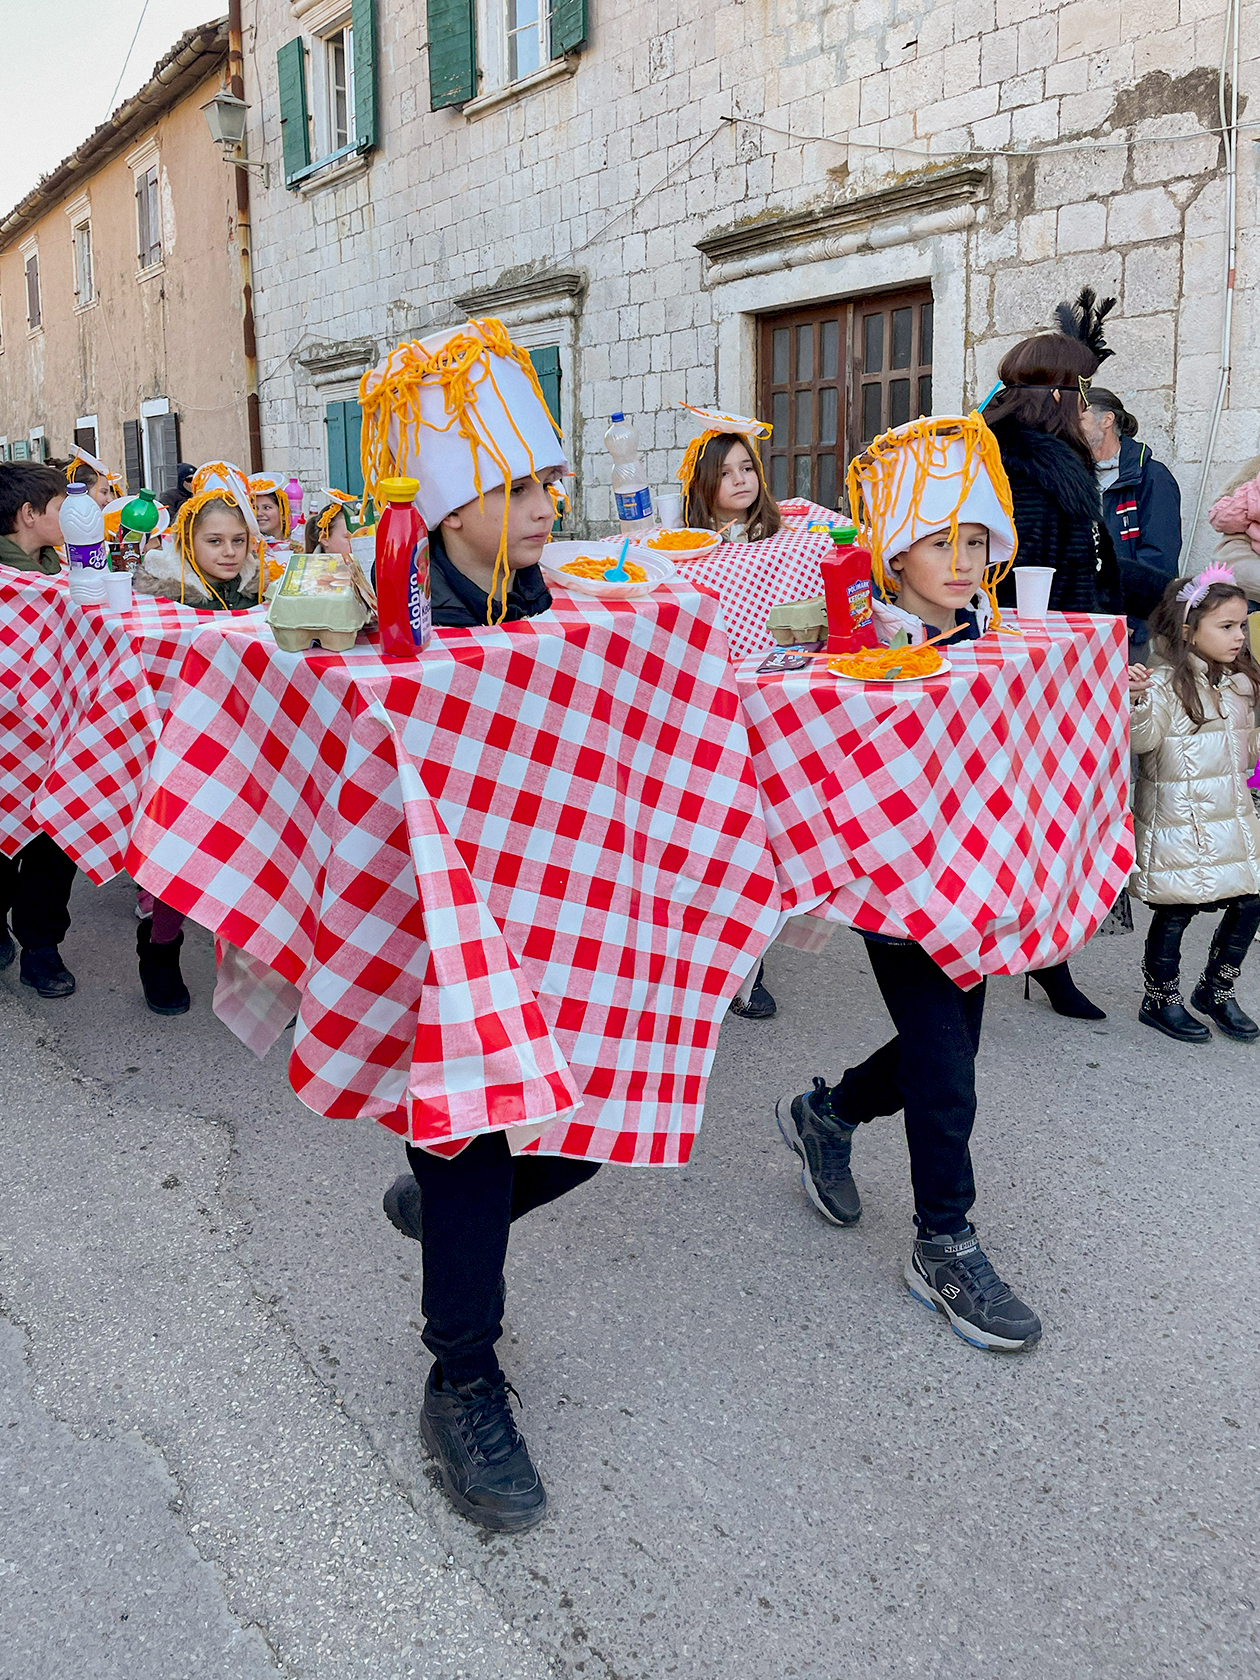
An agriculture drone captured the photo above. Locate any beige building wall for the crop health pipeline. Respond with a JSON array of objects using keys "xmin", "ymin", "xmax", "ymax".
[{"xmin": 0, "ymin": 69, "xmax": 249, "ymax": 486}]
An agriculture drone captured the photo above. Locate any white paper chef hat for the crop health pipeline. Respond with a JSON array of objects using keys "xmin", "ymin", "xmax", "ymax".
[
  {"xmin": 847, "ymin": 415, "xmax": 1018, "ymax": 615},
  {"xmin": 359, "ymin": 319, "xmax": 565, "ymax": 527},
  {"xmin": 675, "ymin": 402, "xmax": 772, "ymax": 493}
]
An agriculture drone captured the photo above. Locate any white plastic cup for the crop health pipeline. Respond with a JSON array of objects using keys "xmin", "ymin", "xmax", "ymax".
[
  {"xmin": 105, "ymin": 570, "xmax": 133, "ymax": 613},
  {"xmin": 656, "ymin": 492, "xmax": 684, "ymax": 529},
  {"xmin": 1013, "ymin": 566, "xmax": 1055, "ymax": 620}
]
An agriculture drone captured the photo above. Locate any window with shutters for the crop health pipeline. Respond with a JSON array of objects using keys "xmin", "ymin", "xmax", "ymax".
[
  {"xmin": 73, "ymin": 221, "xmax": 94, "ymax": 309},
  {"xmin": 135, "ymin": 165, "xmax": 162, "ymax": 271},
  {"xmin": 277, "ymin": 0, "xmax": 376, "ymax": 189},
  {"xmin": 325, "ymin": 400, "xmax": 365, "ymax": 498},
  {"xmin": 759, "ymin": 286, "xmax": 934, "ymax": 512},
  {"xmin": 430, "ymin": 0, "xmax": 586, "ymax": 111}
]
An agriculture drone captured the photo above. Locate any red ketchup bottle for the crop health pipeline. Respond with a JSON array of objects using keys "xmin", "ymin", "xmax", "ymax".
[
  {"xmin": 375, "ymin": 477, "xmax": 432, "ymax": 658},
  {"xmin": 821, "ymin": 523, "xmax": 880, "ymax": 655}
]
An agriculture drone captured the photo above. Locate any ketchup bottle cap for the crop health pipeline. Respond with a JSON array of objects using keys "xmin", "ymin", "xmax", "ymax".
[
  {"xmin": 830, "ymin": 524, "xmax": 858, "ymax": 543},
  {"xmin": 378, "ymin": 477, "xmax": 420, "ymax": 503}
]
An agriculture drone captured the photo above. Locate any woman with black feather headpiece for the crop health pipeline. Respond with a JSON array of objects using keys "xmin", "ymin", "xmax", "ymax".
[{"xmin": 983, "ymin": 288, "xmax": 1125, "ymax": 1023}]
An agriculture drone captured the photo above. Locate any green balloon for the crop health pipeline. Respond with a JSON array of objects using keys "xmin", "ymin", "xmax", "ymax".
[{"xmin": 120, "ymin": 489, "xmax": 160, "ymax": 534}]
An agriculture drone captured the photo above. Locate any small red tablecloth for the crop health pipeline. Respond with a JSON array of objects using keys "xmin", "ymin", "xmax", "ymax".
[
  {"xmin": 734, "ymin": 613, "xmax": 1134, "ymax": 988},
  {"xmin": 0, "ymin": 572, "xmax": 164, "ymax": 881},
  {"xmin": 124, "ymin": 583, "xmax": 782, "ymax": 1163}
]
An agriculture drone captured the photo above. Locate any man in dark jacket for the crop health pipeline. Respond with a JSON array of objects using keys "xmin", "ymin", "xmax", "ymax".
[
  {"xmin": 1083, "ymin": 389, "xmax": 1182, "ymax": 646},
  {"xmin": 0, "ymin": 463, "xmax": 78, "ymax": 999}
]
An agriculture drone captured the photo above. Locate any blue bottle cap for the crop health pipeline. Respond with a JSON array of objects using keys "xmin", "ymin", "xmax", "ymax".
[{"xmin": 611, "ymin": 412, "xmax": 625, "ymax": 422}]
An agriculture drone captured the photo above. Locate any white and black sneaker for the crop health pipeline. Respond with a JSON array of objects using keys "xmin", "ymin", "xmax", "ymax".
[
  {"xmin": 905, "ymin": 1226, "xmax": 1041, "ymax": 1353},
  {"xmin": 775, "ymin": 1078, "xmax": 861, "ymax": 1225}
]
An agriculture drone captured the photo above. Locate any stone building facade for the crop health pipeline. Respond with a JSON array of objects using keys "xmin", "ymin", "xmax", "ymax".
[
  {"xmin": 242, "ymin": 0, "xmax": 1256, "ymax": 555},
  {"xmin": 0, "ymin": 21, "xmax": 251, "ymax": 490}
]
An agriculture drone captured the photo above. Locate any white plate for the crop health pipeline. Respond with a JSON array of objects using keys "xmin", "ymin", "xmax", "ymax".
[
  {"xmin": 830, "ymin": 654, "xmax": 953, "ymax": 684},
  {"xmin": 634, "ymin": 529, "xmax": 722, "ymax": 564},
  {"xmin": 540, "ymin": 540, "xmax": 677, "ymax": 600}
]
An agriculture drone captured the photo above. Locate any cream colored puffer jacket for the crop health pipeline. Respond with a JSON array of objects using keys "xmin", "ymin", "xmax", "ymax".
[{"xmin": 1130, "ymin": 659, "xmax": 1260, "ymax": 905}]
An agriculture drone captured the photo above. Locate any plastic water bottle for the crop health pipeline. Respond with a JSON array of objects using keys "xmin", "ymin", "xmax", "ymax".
[
  {"xmin": 59, "ymin": 484, "xmax": 109, "ymax": 606},
  {"xmin": 604, "ymin": 413, "xmax": 655, "ymax": 536}
]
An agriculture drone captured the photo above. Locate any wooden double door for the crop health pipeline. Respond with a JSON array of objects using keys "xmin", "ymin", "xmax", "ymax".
[{"xmin": 758, "ymin": 287, "xmax": 934, "ymax": 513}]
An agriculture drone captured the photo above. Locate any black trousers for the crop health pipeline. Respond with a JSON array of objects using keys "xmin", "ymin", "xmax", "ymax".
[
  {"xmin": 405, "ymin": 1132, "xmax": 600, "ymax": 1386},
  {"xmin": 833, "ymin": 939, "xmax": 985, "ymax": 1238},
  {"xmin": 1143, "ymin": 895, "xmax": 1260, "ymax": 982},
  {"xmin": 0, "ymin": 833, "xmax": 76, "ymax": 951}
]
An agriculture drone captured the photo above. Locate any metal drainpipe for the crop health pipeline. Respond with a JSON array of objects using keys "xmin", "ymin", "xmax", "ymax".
[{"xmin": 228, "ymin": 0, "xmax": 263, "ymax": 471}]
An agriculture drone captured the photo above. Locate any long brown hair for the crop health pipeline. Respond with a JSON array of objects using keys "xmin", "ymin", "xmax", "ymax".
[
  {"xmin": 1149, "ymin": 576, "xmax": 1260, "ymax": 728},
  {"xmin": 683, "ymin": 434, "xmax": 782, "ymax": 540},
  {"xmin": 983, "ymin": 332, "xmax": 1098, "ymax": 468}
]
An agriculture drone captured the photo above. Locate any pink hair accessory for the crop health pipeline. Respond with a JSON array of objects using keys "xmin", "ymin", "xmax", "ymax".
[{"xmin": 1177, "ymin": 562, "xmax": 1238, "ymax": 618}]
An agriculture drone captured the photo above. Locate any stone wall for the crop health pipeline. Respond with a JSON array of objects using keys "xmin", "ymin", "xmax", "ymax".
[{"xmin": 245, "ymin": 0, "xmax": 1257, "ymax": 556}]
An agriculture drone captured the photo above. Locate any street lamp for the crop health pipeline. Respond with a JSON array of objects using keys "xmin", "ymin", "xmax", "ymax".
[{"xmin": 200, "ymin": 90, "xmax": 268, "ymax": 186}]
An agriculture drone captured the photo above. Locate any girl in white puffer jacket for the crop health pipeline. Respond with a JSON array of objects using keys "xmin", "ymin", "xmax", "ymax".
[{"xmin": 1129, "ymin": 566, "xmax": 1260, "ymax": 1042}]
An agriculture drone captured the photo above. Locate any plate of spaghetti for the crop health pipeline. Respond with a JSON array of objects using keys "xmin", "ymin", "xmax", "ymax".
[
  {"xmin": 540, "ymin": 540, "xmax": 676, "ymax": 599},
  {"xmin": 828, "ymin": 644, "xmax": 951, "ymax": 683},
  {"xmin": 639, "ymin": 528, "xmax": 720, "ymax": 562}
]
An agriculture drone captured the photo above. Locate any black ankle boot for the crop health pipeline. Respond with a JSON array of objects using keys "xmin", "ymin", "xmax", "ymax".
[
  {"xmin": 1025, "ymin": 961, "xmax": 1106, "ymax": 1020},
  {"xmin": 137, "ymin": 921, "xmax": 190, "ymax": 1015},
  {"xmin": 19, "ymin": 944, "xmax": 75, "ymax": 999},
  {"xmin": 1191, "ymin": 974, "xmax": 1259, "ymax": 1040},
  {"xmin": 1140, "ymin": 968, "xmax": 1211, "ymax": 1042}
]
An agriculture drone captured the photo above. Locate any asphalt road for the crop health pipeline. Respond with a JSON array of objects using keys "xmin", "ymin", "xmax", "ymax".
[{"xmin": 2, "ymin": 870, "xmax": 1257, "ymax": 1679}]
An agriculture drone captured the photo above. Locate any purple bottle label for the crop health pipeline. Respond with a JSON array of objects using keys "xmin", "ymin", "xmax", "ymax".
[
  {"xmin": 67, "ymin": 541, "xmax": 109, "ymax": 571},
  {"xmin": 406, "ymin": 534, "xmax": 432, "ymax": 648}
]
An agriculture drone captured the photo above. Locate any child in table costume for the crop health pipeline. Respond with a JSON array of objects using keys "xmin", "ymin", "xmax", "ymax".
[
  {"xmin": 777, "ymin": 413, "xmax": 1043, "ymax": 1354},
  {"xmin": 358, "ymin": 319, "xmax": 593, "ymax": 1534}
]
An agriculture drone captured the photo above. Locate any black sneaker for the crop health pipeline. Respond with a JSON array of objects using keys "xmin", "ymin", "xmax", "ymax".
[
  {"xmin": 905, "ymin": 1227, "xmax": 1041, "ymax": 1353},
  {"xmin": 0, "ymin": 921, "xmax": 14, "ymax": 970},
  {"xmin": 774, "ymin": 1078, "xmax": 861, "ymax": 1225},
  {"xmin": 383, "ymin": 1173, "xmax": 423, "ymax": 1241},
  {"xmin": 420, "ymin": 1367, "xmax": 547, "ymax": 1533},
  {"xmin": 728, "ymin": 962, "xmax": 777, "ymax": 1020},
  {"xmin": 19, "ymin": 945, "xmax": 75, "ymax": 1000}
]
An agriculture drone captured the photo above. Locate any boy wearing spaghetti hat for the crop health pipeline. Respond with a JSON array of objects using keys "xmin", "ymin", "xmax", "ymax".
[
  {"xmin": 776, "ymin": 414, "xmax": 1043, "ymax": 1355},
  {"xmin": 358, "ymin": 320, "xmax": 595, "ymax": 1533}
]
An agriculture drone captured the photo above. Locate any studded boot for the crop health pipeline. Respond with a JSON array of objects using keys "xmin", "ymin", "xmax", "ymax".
[
  {"xmin": 1139, "ymin": 906, "xmax": 1210, "ymax": 1043},
  {"xmin": 1191, "ymin": 899, "xmax": 1260, "ymax": 1042}
]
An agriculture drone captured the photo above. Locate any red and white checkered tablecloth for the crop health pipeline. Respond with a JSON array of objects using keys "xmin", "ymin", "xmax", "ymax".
[
  {"xmin": 676, "ymin": 499, "xmax": 838, "ymax": 660},
  {"xmin": 0, "ymin": 570, "xmax": 164, "ymax": 882},
  {"xmin": 735, "ymin": 613, "xmax": 1134, "ymax": 988},
  {"xmin": 120, "ymin": 596, "xmax": 268, "ymax": 715},
  {"xmin": 124, "ymin": 583, "xmax": 782, "ymax": 1164}
]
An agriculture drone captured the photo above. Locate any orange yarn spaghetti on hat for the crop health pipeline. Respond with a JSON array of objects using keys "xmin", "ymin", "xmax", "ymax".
[
  {"xmin": 358, "ymin": 318, "xmax": 562, "ymax": 624},
  {"xmin": 846, "ymin": 413, "xmax": 1018, "ymax": 631}
]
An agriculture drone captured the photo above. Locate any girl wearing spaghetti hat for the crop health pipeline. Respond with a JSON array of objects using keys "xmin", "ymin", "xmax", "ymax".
[
  {"xmin": 676, "ymin": 404, "xmax": 782, "ymax": 544},
  {"xmin": 132, "ymin": 463, "xmax": 264, "ymax": 1015},
  {"xmin": 776, "ymin": 412, "xmax": 1042, "ymax": 1356},
  {"xmin": 66, "ymin": 445, "xmax": 124, "ymax": 511}
]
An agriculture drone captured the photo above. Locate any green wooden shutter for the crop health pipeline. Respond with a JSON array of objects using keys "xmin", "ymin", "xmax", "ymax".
[
  {"xmin": 351, "ymin": 0, "xmax": 377, "ymax": 150},
  {"xmin": 277, "ymin": 38, "xmax": 311, "ymax": 185},
  {"xmin": 550, "ymin": 0, "xmax": 588, "ymax": 58},
  {"xmin": 427, "ymin": 0, "xmax": 477, "ymax": 110},
  {"xmin": 325, "ymin": 401, "xmax": 365, "ymax": 499},
  {"xmin": 529, "ymin": 345, "xmax": 562, "ymax": 426},
  {"xmin": 528, "ymin": 348, "xmax": 564, "ymax": 531}
]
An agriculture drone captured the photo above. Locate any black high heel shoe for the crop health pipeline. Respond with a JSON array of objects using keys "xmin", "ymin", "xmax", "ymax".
[{"xmin": 1023, "ymin": 962, "xmax": 1106, "ymax": 1020}]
